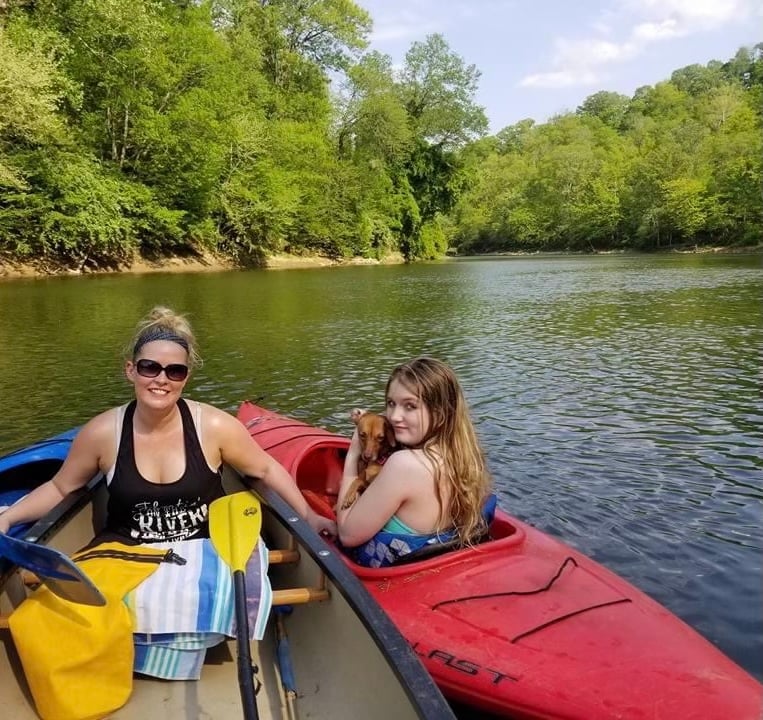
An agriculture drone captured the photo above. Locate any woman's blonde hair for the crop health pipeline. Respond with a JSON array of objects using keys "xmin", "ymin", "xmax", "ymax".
[
  {"xmin": 126, "ymin": 306, "xmax": 202, "ymax": 370},
  {"xmin": 386, "ymin": 357, "xmax": 491, "ymax": 545}
]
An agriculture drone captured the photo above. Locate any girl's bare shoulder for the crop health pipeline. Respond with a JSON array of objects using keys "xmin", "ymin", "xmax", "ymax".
[{"xmin": 384, "ymin": 447, "xmax": 436, "ymax": 475}]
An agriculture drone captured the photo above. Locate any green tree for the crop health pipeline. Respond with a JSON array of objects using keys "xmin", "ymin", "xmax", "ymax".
[
  {"xmin": 393, "ymin": 34, "xmax": 488, "ymax": 257},
  {"xmin": 577, "ymin": 91, "xmax": 630, "ymax": 130},
  {"xmin": 398, "ymin": 33, "xmax": 488, "ymax": 148},
  {"xmin": 334, "ymin": 51, "xmax": 411, "ymax": 164},
  {"xmin": 0, "ymin": 18, "xmax": 71, "ymax": 190},
  {"xmin": 670, "ymin": 62, "xmax": 725, "ymax": 95},
  {"xmin": 494, "ymin": 119, "xmax": 535, "ymax": 154},
  {"xmin": 660, "ymin": 177, "xmax": 707, "ymax": 243}
]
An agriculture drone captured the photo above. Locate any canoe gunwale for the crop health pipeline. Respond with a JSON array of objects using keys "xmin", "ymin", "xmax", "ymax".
[{"xmin": 249, "ymin": 477, "xmax": 457, "ymax": 720}]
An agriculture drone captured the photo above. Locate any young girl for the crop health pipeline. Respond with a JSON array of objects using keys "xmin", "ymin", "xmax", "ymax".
[{"xmin": 337, "ymin": 357, "xmax": 492, "ymax": 567}]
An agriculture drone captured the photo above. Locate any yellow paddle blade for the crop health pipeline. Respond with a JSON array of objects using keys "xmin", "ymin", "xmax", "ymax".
[{"xmin": 209, "ymin": 492, "xmax": 262, "ymax": 573}]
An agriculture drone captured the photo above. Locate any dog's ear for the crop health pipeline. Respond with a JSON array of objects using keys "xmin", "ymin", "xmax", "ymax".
[
  {"xmin": 384, "ymin": 420, "xmax": 397, "ymax": 447},
  {"xmin": 350, "ymin": 408, "xmax": 367, "ymax": 426}
]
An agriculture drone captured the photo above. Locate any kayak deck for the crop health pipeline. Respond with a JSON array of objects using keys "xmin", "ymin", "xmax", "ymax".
[{"xmin": 238, "ymin": 401, "xmax": 763, "ymax": 720}]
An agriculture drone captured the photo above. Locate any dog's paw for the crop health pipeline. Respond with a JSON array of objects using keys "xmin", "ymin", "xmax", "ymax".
[
  {"xmin": 340, "ymin": 491, "xmax": 358, "ymax": 510},
  {"xmin": 350, "ymin": 408, "xmax": 368, "ymax": 424}
]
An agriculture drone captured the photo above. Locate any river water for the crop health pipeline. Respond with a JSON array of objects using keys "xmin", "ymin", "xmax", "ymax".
[{"xmin": 1, "ymin": 252, "xmax": 761, "ymax": 692}]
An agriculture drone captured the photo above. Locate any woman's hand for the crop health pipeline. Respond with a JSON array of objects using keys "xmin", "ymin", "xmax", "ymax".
[
  {"xmin": 0, "ymin": 513, "xmax": 10, "ymax": 535},
  {"xmin": 307, "ymin": 509, "xmax": 337, "ymax": 539}
]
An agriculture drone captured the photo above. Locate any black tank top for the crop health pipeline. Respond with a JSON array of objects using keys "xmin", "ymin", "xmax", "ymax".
[{"xmin": 103, "ymin": 399, "xmax": 224, "ymax": 543}]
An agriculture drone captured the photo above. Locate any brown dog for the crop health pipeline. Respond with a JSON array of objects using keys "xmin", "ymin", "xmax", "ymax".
[{"xmin": 341, "ymin": 410, "xmax": 397, "ymax": 509}]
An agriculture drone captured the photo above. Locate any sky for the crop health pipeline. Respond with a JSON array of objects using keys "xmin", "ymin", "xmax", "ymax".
[{"xmin": 355, "ymin": 0, "xmax": 762, "ymax": 134}]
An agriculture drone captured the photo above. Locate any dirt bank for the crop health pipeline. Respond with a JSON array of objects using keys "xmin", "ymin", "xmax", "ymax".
[{"xmin": 0, "ymin": 250, "xmax": 406, "ymax": 281}]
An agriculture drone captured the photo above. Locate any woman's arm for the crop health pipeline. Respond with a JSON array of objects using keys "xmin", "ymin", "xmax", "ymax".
[
  {"xmin": 0, "ymin": 417, "xmax": 107, "ymax": 534},
  {"xmin": 213, "ymin": 408, "xmax": 336, "ymax": 536},
  {"xmin": 0, "ymin": 482, "xmax": 66, "ymax": 534}
]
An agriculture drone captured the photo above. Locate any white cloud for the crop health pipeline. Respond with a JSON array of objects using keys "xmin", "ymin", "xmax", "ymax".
[
  {"xmin": 362, "ymin": 0, "xmax": 515, "ymax": 46},
  {"xmin": 592, "ymin": 20, "xmax": 614, "ymax": 35},
  {"xmin": 520, "ymin": 0, "xmax": 758, "ymax": 89},
  {"xmin": 362, "ymin": 2, "xmax": 445, "ymax": 44},
  {"xmin": 521, "ymin": 70, "xmax": 600, "ymax": 89},
  {"xmin": 520, "ymin": 38, "xmax": 639, "ymax": 89},
  {"xmin": 623, "ymin": 0, "xmax": 750, "ymax": 28}
]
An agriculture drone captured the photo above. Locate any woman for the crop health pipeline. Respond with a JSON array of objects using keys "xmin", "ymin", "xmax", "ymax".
[
  {"xmin": 337, "ymin": 356, "xmax": 492, "ymax": 567},
  {"xmin": 0, "ymin": 305, "xmax": 336, "ymax": 540}
]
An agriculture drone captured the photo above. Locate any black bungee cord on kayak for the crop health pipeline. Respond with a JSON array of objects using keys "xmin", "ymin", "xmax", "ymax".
[
  {"xmin": 430, "ymin": 556, "xmax": 632, "ymax": 643},
  {"xmin": 431, "ymin": 556, "xmax": 583, "ymax": 610}
]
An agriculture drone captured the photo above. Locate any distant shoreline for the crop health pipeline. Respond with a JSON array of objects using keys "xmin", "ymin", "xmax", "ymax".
[
  {"xmin": 455, "ymin": 244, "xmax": 763, "ymax": 258},
  {"xmin": 1, "ymin": 244, "xmax": 759, "ymax": 281}
]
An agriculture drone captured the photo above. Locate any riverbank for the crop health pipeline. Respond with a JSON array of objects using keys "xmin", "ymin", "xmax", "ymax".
[
  {"xmin": 0, "ymin": 249, "xmax": 406, "ymax": 280},
  {"xmin": 2, "ymin": 243, "xmax": 759, "ymax": 280}
]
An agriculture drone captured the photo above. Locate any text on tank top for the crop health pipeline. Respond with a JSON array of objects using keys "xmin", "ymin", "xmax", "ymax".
[{"xmin": 104, "ymin": 399, "xmax": 224, "ymax": 543}]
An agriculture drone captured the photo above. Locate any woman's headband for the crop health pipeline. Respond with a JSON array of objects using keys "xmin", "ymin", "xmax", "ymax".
[{"xmin": 133, "ymin": 327, "xmax": 189, "ymax": 356}]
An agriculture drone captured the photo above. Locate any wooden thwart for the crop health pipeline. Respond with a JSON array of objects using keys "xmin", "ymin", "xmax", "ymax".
[
  {"xmin": 268, "ymin": 548, "xmax": 300, "ymax": 565},
  {"xmin": 20, "ymin": 570, "xmax": 40, "ymax": 587},
  {"xmin": 1, "ymin": 586, "xmax": 330, "ymax": 628},
  {"xmin": 268, "ymin": 540, "xmax": 329, "ymax": 605},
  {"xmin": 272, "ymin": 586, "xmax": 329, "ymax": 606}
]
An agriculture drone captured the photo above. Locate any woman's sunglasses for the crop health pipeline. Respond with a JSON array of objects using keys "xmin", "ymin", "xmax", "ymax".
[{"xmin": 135, "ymin": 358, "xmax": 189, "ymax": 382}]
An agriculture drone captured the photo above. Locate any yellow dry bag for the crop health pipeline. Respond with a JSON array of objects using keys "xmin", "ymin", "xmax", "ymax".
[{"xmin": 9, "ymin": 542, "xmax": 171, "ymax": 720}]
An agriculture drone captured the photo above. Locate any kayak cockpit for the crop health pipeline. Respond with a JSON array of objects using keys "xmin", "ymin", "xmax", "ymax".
[{"xmin": 287, "ymin": 441, "xmax": 527, "ymax": 575}]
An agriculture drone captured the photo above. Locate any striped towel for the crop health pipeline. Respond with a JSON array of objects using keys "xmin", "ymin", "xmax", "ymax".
[{"xmin": 125, "ymin": 537, "xmax": 271, "ymax": 680}]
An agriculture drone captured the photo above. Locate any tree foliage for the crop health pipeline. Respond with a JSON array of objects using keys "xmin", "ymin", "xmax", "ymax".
[
  {"xmin": 1, "ymin": 1, "xmax": 490, "ymax": 266},
  {"xmin": 0, "ymin": 1, "xmax": 759, "ymax": 267},
  {"xmin": 451, "ymin": 47, "xmax": 762, "ymax": 253}
]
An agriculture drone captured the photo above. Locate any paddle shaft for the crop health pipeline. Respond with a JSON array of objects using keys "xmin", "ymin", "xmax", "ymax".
[
  {"xmin": 209, "ymin": 493, "xmax": 263, "ymax": 720},
  {"xmin": 234, "ymin": 569, "xmax": 259, "ymax": 720},
  {"xmin": 275, "ymin": 608, "xmax": 298, "ymax": 720}
]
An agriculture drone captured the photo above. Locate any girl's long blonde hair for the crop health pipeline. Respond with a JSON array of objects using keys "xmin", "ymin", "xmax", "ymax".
[{"xmin": 386, "ymin": 357, "xmax": 492, "ymax": 545}]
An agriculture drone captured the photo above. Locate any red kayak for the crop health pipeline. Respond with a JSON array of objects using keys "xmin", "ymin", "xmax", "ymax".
[{"xmin": 238, "ymin": 401, "xmax": 762, "ymax": 720}]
